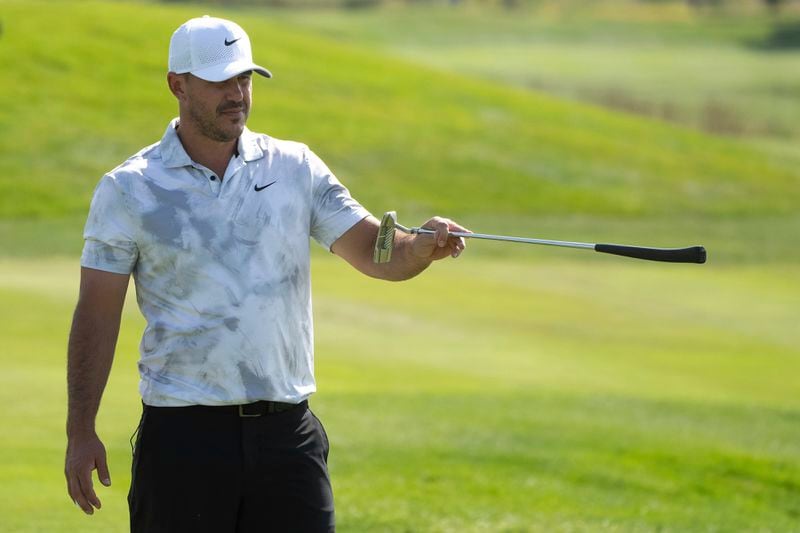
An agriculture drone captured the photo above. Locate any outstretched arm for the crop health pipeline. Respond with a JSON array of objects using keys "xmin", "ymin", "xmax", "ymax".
[
  {"xmin": 65, "ymin": 267, "xmax": 130, "ymax": 515},
  {"xmin": 331, "ymin": 215, "xmax": 467, "ymax": 281}
]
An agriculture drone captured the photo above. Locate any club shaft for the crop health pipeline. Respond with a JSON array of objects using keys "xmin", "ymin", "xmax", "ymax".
[
  {"xmin": 408, "ymin": 226, "xmax": 594, "ymax": 249},
  {"xmin": 397, "ymin": 224, "xmax": 706, "ymax": 264}
]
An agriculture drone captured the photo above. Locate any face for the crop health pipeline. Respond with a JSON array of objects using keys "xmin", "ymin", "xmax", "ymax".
[{"xmin": 178, "ymin": 72, "xmax": 253, "ymax": 142}]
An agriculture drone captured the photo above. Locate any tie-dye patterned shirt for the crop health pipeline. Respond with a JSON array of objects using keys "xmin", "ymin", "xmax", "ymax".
[{"xmin": 81, "ymin": 119, "xmax": 370, "ymax": 406}]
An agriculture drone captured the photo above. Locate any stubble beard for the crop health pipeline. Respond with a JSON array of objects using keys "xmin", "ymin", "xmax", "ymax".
[{"xmin": 189, "ymin": 100, "xmax": 249, "ymax": 143}]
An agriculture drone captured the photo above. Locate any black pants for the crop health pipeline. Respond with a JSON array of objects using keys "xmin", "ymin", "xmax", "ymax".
[{"xmin": 128, "ymin": 400, "xmax": 334, "ymax": 532}]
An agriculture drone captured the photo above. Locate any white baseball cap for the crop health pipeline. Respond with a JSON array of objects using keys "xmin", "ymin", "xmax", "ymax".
[{"xmin": 168, "ymin": 16, "xmax": 272, "ymax": 82}]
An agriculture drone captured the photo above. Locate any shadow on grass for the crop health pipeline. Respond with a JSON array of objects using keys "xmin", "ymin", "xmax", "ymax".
[{"xmin": 749, "ymin": 20, "xmax": 800, "ymax": 50}]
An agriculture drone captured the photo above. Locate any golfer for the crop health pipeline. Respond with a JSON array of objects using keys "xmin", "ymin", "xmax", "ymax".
[{"xmin": 64, "ymin": 15, "xmax": 466, "ymax": 533}]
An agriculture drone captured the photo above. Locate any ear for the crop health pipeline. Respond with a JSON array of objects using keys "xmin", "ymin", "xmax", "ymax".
[{"xmin": 167, "ymin": 72, "xmax": 187, "ymax": 101}]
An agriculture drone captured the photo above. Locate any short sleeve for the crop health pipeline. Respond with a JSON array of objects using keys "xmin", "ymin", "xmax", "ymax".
[
  {"xmin": 307, "ymin": 148, "xmax": 370, "ymax": 250},
  {"xmin": 80, "ymin": 175, "xmax": 139, "ymax": 274}
]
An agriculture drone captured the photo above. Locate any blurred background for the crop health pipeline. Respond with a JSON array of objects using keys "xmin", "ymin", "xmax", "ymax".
[{"xmin": 1, "ymin": 0, "xmax": 799, "ymax": 531}]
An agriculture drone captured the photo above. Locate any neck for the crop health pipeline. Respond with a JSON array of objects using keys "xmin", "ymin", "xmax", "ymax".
[{"xmin": 175, "ymin": 119, "xmax": 238, "ymax": 180}]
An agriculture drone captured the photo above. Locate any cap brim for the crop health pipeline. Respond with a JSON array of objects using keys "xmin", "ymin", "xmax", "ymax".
[{"xmin": 191, "ymin": 60, "xmax": 272, "ymax": 82}]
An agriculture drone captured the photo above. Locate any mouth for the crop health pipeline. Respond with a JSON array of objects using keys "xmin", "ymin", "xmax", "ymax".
[{"xmin": 219, "ymin": 103, "xmax": 246, "ymax": 117}]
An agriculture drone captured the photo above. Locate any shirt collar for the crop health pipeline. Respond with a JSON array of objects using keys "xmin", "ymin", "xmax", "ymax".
[
  {"xmin": 238, "ymin": 125, "xmax": 264, "ymax": 162},
  {"xmin": 159, "ymin": 118, "xmax": 265, "ymax": 169}
]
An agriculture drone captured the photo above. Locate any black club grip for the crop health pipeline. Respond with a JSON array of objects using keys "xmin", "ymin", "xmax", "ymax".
[{"xmin": 595, "ymin": 243, "xmax": 707, "ymax": 264}]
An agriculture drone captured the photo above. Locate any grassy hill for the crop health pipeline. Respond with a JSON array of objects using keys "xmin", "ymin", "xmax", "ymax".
[
  {"xmin": 272, "ymin": 1, "xmax": 800, "ymax": 145},
  {"xmin": 1, "ymin": 1, "xmax": 799, "ymax": 223}
]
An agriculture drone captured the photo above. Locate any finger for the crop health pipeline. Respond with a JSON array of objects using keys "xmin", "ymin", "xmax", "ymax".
[
  {"xmin": 450, "ymin": 238, "xmax": 465, "ymax": 258},
  {"xmin": 78, "ymin": 468, "xmax": 101, "ymax": 513},
  {"xmin": 450, "ymin": 236, "xmax": 466, "ymax": 258},
  {"xmin": 446, "ymin": 232, "xmax": 465, "ymax": 248},
  {"xmin": 420, "ymin": 217, "xmax": 449, "ymax": 247},
  {"xmin": 434, "ymin": 219, "xmax": 450, "ymax": 248},
  {"xmin": 446, "ymin": 220, "xmax": 471, "ymax": 235},
  {"xmin": 68, "ymin": 474, "xmax": 93, "ymax": 514},
  {"xmin": 67, "ymin": 473, "xmax": 79, "ymax": 504},
  {"xmin": 96, "ymin": 454, "xmax": 112, "ymax": 487}
]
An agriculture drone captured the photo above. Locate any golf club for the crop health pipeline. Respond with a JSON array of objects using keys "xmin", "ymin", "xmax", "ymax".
[{"xmin": 373, "ymin": 211, "xmax": 706, "ymax": 264}]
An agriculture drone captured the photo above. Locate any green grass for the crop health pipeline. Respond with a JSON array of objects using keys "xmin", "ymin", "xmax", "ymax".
[
  {"xmin": 272, "ymin": 1, "xmax": 800, "ymax": 149},
  {"xmin": 2, "ymin": 256, "xmax": 799, "ymax": 531},
  {"xmin": 2, "ymin": 0, "xmax": 800, "ymax": 531},
  {"xmin": 2, "ymin": 0, "xmax": 800, "ymax": 221}
]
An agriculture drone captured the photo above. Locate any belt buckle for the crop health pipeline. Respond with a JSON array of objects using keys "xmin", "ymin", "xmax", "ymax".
[{"xmin": 238, "ymin": 404, "xmax": 262, "ymax": 418}]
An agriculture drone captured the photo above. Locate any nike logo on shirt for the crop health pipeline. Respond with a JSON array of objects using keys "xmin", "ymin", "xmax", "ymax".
[{"xmin": 254, "ymin": 181, "xmax": 277, "ymax": 192}]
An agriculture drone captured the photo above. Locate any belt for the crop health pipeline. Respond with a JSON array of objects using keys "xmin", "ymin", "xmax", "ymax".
[
  {"xmin": 145, "ymin": 400, "xmax": 306, "ymax": 418},
  {"xmin": 235, "ymin": 400, "xmax": 305, "ymax": 417}
]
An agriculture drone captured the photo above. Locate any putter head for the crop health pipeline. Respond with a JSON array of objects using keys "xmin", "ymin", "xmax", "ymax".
[{"xmin": 373, "ymin": 211, "xmax": 397, "ymax": 264}]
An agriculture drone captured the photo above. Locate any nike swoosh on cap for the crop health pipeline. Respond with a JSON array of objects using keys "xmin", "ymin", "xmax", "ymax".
[{"xmin": 224, "ymin": 37, "xmax": 241, "ymax": 46}]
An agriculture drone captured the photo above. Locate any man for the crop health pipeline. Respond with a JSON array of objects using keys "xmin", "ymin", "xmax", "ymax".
[{"xmin": 64, "ymin": 15, "xmax": 467, "ymax": 533}]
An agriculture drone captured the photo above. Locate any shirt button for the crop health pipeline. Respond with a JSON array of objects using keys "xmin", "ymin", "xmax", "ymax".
[{"xmin": 210, "ymin": 176, "xmax": 217, "ymax": 181}]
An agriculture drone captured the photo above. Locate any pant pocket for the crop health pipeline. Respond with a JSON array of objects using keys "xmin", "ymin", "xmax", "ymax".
[{"xmin": 309, "ymin": 410, "xmax": 330, "ymax": 460}]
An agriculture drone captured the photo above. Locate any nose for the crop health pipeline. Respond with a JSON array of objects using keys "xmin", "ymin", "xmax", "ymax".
[{"xmin": 225, "ymin": 78, "xmax": 244, "ymax": 101}]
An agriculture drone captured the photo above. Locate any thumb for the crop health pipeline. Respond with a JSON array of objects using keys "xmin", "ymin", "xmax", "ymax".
[{"xmin": 96, "ymin": 453, "xmax": 112, "ymax": 487}]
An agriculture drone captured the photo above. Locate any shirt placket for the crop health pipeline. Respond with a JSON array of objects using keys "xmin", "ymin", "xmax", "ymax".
[
  {"xmin": 206, "ymin": 170, "xmax": 222, "ymax": 196},
  {"xmin": 187, "ymin": 164, "xmax": 223, "ymax": 196}
]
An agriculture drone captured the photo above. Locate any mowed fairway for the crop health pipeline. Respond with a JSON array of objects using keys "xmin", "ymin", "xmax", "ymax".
[{"xmin": 1, "ymin": 253, "xmax": 799, "ymax": 532}]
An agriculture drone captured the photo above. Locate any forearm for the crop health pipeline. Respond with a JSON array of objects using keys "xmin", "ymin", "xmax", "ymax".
[
  {"xmin": 332, "ymin": 215, "xmax": 466, "ymax": 281},
  {"xmin": 66, "ymin": 304, "xmax": 120, "ymax": 437}
]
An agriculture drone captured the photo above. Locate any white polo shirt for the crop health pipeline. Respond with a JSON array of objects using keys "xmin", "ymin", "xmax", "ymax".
[{"xmin": 81, "ymin": 119, "xmax": 370, "ymax": 406}]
